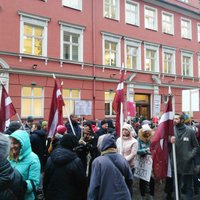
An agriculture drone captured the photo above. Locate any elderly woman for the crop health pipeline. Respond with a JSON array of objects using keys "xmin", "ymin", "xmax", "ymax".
[{"xmin": 8, "ymin": 130, "xmax": 41, "ymax": 200}]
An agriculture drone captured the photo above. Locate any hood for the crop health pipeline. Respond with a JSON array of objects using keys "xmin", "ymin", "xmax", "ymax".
[
  {"xmin": 100, "ymin": 134, "xmax": 116, "ymax": 152},
  {"xmin": 138, "ymin": 128, "xmax": 153, "ymax": 143},
  {"xmin": 51, "ymin": 147, "xmax": 77, "ymax": 165},
  {"xmin": 10, "ymin": 130, "xmax": 32, "ymax": 160}
]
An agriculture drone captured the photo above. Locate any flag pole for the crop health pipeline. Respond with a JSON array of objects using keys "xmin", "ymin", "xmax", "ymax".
[
  {"xmin": 120, "ymin": 63, "xmax": 124, "ymax": 155},
  {"xmin": 168, "ymin": 85, "xmax": 179, "ymax": 200},
  {"xmin": 16, "ymin": 113, "xmax": 25, "ymax": 130}
]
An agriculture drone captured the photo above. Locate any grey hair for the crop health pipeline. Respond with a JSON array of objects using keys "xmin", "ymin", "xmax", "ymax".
[{"xmin": 0, "ymin": 133, "xmax": 11, "ymax": 160}]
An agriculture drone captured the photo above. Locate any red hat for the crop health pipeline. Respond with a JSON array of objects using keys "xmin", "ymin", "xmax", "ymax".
[{"xmin": 56, "ymin": 125, "xmax": 67, "ymax": 135}]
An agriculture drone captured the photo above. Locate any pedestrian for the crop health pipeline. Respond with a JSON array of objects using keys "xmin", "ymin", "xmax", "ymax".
[
  {"xmin": 43, "ymin": 133, "xmax": 86, "ymax": 200},
  {"xmin": 171, "ymin": 113, "xmax": 199, "ymax": 200},
  {"xmin": 4, "ymin": 121, "xmax": 21, "ymax": 135},
  {"xmin": 116, "ymin": 123, "xmax": 138, "ymax": 172},
  {"xmin": 88, "ymin": 134, "xmax": 133, "ymax": 200},
  {"xmin": 0, "ymin": 133, "xmax": 25, "ymax": 200},
  {"xmin": 137, "ymin": 124, "xmax": 154, "ymax": 200},
  {"xmin": 8, "ymin": 130, "xmax": 41, "ymax": 200},
  {"xmin": 23, "ymin": 116, "xmax": 34, "ymax": 135}
]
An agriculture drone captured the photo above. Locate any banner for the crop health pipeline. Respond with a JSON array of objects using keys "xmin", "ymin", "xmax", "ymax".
[
  {"xmin": 75, "ymin": 100, "xmax": 92, "ymax": 116},
  {"xmin": 134, "ymin": 155, "xmax": 153, "ymax": 182}
]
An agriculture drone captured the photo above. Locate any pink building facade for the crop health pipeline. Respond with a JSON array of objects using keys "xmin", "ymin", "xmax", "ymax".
[{"xmin": 0, "ymin": 0, "xmax": 200, "ymax": 122}]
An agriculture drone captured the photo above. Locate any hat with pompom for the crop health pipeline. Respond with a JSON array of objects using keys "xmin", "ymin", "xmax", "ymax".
[{"xmin": 56, "ymin": 125, "xmax": 67, "ymax": 135}]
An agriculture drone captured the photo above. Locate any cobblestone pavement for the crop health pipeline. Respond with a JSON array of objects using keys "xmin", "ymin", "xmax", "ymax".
[{"xmin": 132, "ymin": 178, "xmax": 200, "ymax": 200}]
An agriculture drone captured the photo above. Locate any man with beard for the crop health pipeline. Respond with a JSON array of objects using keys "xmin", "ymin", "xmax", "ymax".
[{"xmin": 171, "ymin": 113, "xmax": 199, "ymax": 200}]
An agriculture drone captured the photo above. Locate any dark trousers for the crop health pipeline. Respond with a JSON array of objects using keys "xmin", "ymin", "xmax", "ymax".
[{"xmin": 139, "ymin": 177, "xmax": 154, "ymax": 196}]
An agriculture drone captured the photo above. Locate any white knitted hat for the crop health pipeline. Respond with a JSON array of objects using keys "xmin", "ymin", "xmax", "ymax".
[{"xmin": 122, "ymin": 123, "xmax": 137, "ymax": 137}]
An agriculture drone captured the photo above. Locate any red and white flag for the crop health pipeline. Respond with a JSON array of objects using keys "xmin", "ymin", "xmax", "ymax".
[
  {"xmin": 0, "ymin": 85, "xmax": 17, "ymax": 132},
  {"xmin": 47, "ymin": 79, "xmax": 65, "ymax": 138},
  {"xmin": 150, "ymin": 95, "xmax": 174, "ymax": 180},
  {"xmin": 112, "ymin": 70, "xmax": 124, "ymax": 137}
]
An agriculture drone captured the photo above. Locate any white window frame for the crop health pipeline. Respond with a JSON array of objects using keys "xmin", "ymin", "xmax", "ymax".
[
  {"xmin": 162, "ymin": 11, "xmax": 174, "ymax": 35},
  {"xmin": 19, "ymin": 11, "xmax": 49, "ymax": 57},
  {"xmin": 144, "ymin": 42, "xmax": 160, "ymax": 72},
  {"xmin": 21, "ymin": 86, "xmax": 44, "ymax": 118},
  {"xmin": 125, "ymin": 0, "xmax": 140, "ymax": 26},
  {"xmin": 60, "ymin": 22, "xmax": 84, "ymax": 62},
  {"xmin": 144, "ymin": 5, "xmax": 158, "ymax": 31},
  {"xmin": 124, "ymin": 38, "xmax": 141, "ymax": 70},
  {"xmin": 102, "ymin": 33, "xmax": 121, "ymax": 67},
  {"xmin": 104, "ymin": 0, "xmax": 120, "ymax": 20},
  {"xmin": 62, "ymin": 0, "xmax": 82, "ymax": 11},
  {"xmin": 62, "ymin": 89, "xmax": 80, "ymax": 116},
  {"xmin": 198, "ymin": 54, "xmax": 200, "ymax": 78},
  {"xmin": 198, "ymin": 23, "xmax": 200, "ymax": 42},
  {"xmin": 162, "ymin": 46, "xmax": 176, "ymax": 74},
  {"xmin": 181, "ymin": 50, "xmax": 193, "ymax": 77},
  {"xmin": 181, "ymin": 17, "xmax": 192, "ymax": 39}
]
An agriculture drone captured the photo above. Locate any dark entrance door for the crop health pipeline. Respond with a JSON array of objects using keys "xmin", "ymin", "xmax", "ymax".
[{"xmin": 134, "ymin": 93, "xmax": 150, "ymax": 120}]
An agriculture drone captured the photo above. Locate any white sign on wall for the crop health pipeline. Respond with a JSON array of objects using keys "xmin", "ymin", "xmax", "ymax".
[
  {"xmin": 134, "ymin": 155, "xmax": 153, "ymax": 182},
  {"xmin": 74, "ymin": 100, "xmax": 92, "ymax": 116},
  {"xmin": 153, "ymin": 94, "xmax": 161, "ymax": 116},
  {"xmin": 182, "ymin": 89, "xmax": 199, "ymax": 112}
]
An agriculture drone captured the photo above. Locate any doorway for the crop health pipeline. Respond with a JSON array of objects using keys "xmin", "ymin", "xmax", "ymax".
[{"xmin": 134, "ymin": 93, "xmax": 150, "ymax": 120}]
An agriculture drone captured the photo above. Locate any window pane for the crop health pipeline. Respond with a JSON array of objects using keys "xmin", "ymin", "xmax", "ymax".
[
  {"xmin": 63, "ymin": 89, "xmax": 70, "ymax": 97},
  {"xmin": 33, "ymin": 88, "xmax": 42, "ymax": 97},
  {"xmin": 21, "ymin": 99, "xmax": 31, "ymax": 116},
  {"xmin": 24, "ymin": 24, "xmax": 32, "ymax": 35},
  {"xmin": 63, "ymin": 100, "xmax": 70, "ymax": 115},
  {"xmin": 105, "ymin": 103, "xmax": 110, "ymax": 115},
  {"xmin": 63, "ymin": 44, "xmax": 70, "ymax": 59},
  {"xmin": 34, "ymin": 26, "xmax": 43, "ymax": 37},
  {"xmin": 24, "ymin": 37, "xmax": 32, "ymax": 54},
  {"xmin": 72, "ymin": 34, "xmax": 78, "ymax": 43},
  {"xmin": 105, "ymin": 92, "xmax": 110, "ymax": 100},
  {"xmin": 33, "ymin": 99, "xmax": 42, "ymax": 116},
  {"xmin": 22, "ymin": 87, "xmax": 32, "ymax": 96},
  {"xmin": 64, "ymin": 32, "xmax": 70, "ymax": 42},
  {"xmin": 72, "ymin": 45, "xmax": 78, "ymax": 60},
  {"xmin": 34, "ymin": 38, "xmax": 42, "ymax": 56},
  {"xmin": 72, "ymin": 90, "xmax": 79, "ymax": 98}
]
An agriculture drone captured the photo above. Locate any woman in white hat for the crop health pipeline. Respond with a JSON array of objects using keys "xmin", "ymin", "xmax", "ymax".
[{"xmin": 116, "ymin": 123, "xmax": 138, "ymax": 172}]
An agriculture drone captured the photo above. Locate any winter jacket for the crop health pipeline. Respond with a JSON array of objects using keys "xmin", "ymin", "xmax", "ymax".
[
  {"xmin": 88, "ymin": 134, "xmax": 133, "ymax": 200},
  {"xmin": 9, "ymin": 130, "xmax": 41, "ymax": 200},
  {"xmin": 116, "ymin": 136, "xmax": 138, "ymax": 169},
  {"xmin": 0, "ymin": 159, "xmax": 25, "ymax": 200},
  {"xmin": 174, "ymin": 124, "xmax": 199, "ymax": 174},
  {"xmin": 43, "ymin": 147, "xmax": 86, "ymax": 200}
]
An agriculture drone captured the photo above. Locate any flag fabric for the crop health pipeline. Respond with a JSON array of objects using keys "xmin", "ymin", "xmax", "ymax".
[
  {"xmin": 126, "ymin": 101, "xmax": 135, "ymax": 117},
  {"xmin": 47, "ymin": 79, "xmax": 65, "ymax": 138},
  {"xmin": 112, "ymin": 70, "xmax": 124, "ymax": 137},
  {"xmin": 150, "ymin": 95, "xmax": 174, "ymax": 180},
  {"xmin": 0, "ymin": 85, "xmax": 17, "ymax": 132}
]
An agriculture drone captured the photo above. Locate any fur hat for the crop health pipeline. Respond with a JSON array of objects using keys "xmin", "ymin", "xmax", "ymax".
[
  {"xmin": 0, "ymin": 133, "xmax": 10, "ymax": 160},
  {"xmin": 56, "ymin": 125, "xmax": 67, "ymax": 135},
  {"xmin": 60, "ymin": 134, "xmax": 78, "ymax": 150},
  {"xmin": 27, "ymin": 116, "xmax": 34, "ymax": 122},
  {"xmin": 122, "ymin": 123, "xmax": 137, "ymax": 137}
]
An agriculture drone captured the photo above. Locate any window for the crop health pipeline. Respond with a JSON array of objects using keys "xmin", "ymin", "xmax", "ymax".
[
  {"xmin": 19, "ymin": 11, "xmax": 49, "ymax": 57},
  {"xmin": 125, "ymin": 0, "xmax": 139, "ymax": 26},
  {"xmin": 103, "ymin": 34, "xmax": 121, "ymax": 67},
  {"xmin": 162, "ymin": 47, "xmax": 176, "ymax": 74},
  {"xmin": 162, "ymin": 12, "xmax": 174, "ymax": 35},
  {"xmin": 125, "ymin": 38, "xmax": 141, "ymax": 70},
  {"xmin": 181, "ymin": 51, "xmax": 193, "ymax": 76},
  {"xmin": 144, "ymin": 6, "xmax": 157, "ymax": 31},
  {"xmin": 62, "ymin": 89, "xmax": 80, "ymax": 116},
  {"xmin": 21, "ymin": 87, "xmax": 44, "ymax": 118},
  {"xmin": 144, "ymin": 43, "xmax": 159, "ymax": 72},
  {"xmin": 181, "ymin": 18, "xmax": 192, "ymax": 39},
  {"xmin": 105, "ymin": 91, "xmax": 115, "ymax": 116},
  {"xmin": 198, "ymin": 24, "xmax": 200, "ymax": 42},
  {"xmin": 62, "ymin": 0, "xmax": 82, "ymax": 10},
  {"xmin": 198, "ymin": 55, "xmax": 200, "ymax": 77},
  {"xmin": 60, "ymin": 22, "xmax": 84, "ymax": 62},
  {"xmin": 104, "ymin": 0, "xmax": 119, "ymax": 20}
]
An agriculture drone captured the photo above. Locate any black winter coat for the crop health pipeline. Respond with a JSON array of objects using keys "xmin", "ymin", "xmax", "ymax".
[
  {"xmin": 43, "ymin": 147, "xmax": 86, "ymax": 200},
  {"xmin": 0, "ymin": 159, "xmax": 25, "ymax": 200}
]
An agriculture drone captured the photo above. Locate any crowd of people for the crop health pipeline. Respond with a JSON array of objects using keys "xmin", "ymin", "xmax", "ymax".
[{"xmin": 0, "ymin": 113, "xmax": 200, "ymax": 200}]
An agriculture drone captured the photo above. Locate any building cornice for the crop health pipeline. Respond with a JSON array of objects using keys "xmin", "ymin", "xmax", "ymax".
[{"xmin": 144, "ymin": 0, "xmax": 200, "ymax": 20}]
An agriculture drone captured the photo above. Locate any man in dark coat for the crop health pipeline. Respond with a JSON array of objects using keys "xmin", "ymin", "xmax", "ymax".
[
  {"xmin": 43, "ymin": 134, "xmax": 86, "ymax": 200},
  {"xmin": 88, "ymin": 134, "xmax": 133, "ymax": 200},
  {"xmin": 0, "ymin": 133, "xmax": 25, "ymax": 200},
  {"xmin": 95, "ymin": 119, "xmax": 108, "ymax": 138},
  {"xmin": 171, "ymin": 113, "xmax": 200, "ymax": 200}
]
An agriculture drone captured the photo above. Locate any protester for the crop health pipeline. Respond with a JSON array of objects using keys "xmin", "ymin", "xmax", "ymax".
[
  {"xmin": 116, "ymin": 123, "xmax": 138, "ymax": 172},
  {"xmin": 0, "ymin": 133, "xmax": 25, "ymax": 200},
  {"xmin": 4, "ymin": 121, "xmax": 21, "ymax": 135},
  {"xmin": 30, "ymin": 122, "xmax": 47, "ymax": 171},
  {"xmin": 137, "ymin": 124, "xmax": 154, "ymax": 200},
  {"xmin": 88, "ymin": 134, "xmax": 133, "ymax": 200},
  {"xmin": 23, "ymin": 116, "xmax": 34, "ymax": 135},
  {"xmin": 65, "ymin": 115, "xmax": 81, "ymax": 140},
  {"xmin": 8, "ymin": 130, "xmax": 41, "ymax": 200},
  {"xmin": 95, "ymin": 119, "xmax": 109, "ymax": 137},
  {"xmin": 171, "ymin": 113, "xmax": 199, "ymax": 200},
  {"xmin": 43, "ymin": 134, "xmax": 86, "ymax": 200}
]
